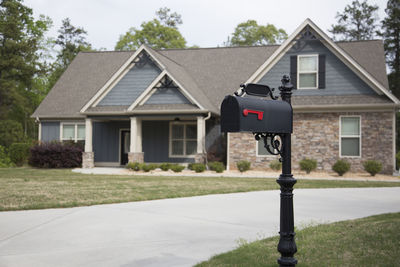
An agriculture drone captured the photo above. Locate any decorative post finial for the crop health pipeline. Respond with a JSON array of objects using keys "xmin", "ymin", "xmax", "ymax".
[{"xmin": 279, "ymin": 75, "xmax": 294, "ymax": 104}]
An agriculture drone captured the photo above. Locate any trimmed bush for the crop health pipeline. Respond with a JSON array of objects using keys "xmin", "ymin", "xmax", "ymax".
[
  {"xmin": 187, "ymin": 163, "xmax": 195, "ymax": 170},
  {"xmin": 269, "ymin": 160, "xmax": 282, "ymax": 171},
  {"xmin": 127, "ymin": 162, "xmax": 141, "ymax": 171},
  {"xmin": 0, "ymin": 145, "xmax": 13, "ymax": 168},
  {"xmin": 208, "ymin": 161, "xmax": 225, "ymax": 173},
  {"xmin": 160, "ymin": 163, "xmax": 171, "ymax": 171},
  {"xmin": 332, "ymin": 159, "xmax": 351, "ymax": 176},
  {"xmin": 299, "ymin": 158, "xmax": 317, "ymax": 174},
  {"xmin": 363, "ymin": 160, "xmax": 382, "ymax": 176},
  {"xmin": 191, "ymin": 163, "xmax": 206, "ymax": 173},
  {"xmin": 29, "ymin": 142, "xmax": 83, "ymax": 168},
  {"xmin": 9, "ymin": 143, "xmax": 30, "ymax": 167},
  {"xmin": 396, "ymin": 151, "xmax": 400, "ymax": 169},
  {"xmin": 141, "ymin": 164, "xmax": 153, "ymax": 172},
  {"xmin": 237, "ymin": 160, "xmax": 251, "ymax": 172},
  {"xmin": 170, "ymin": 164, "xmax": 185, "ymax": 173}
]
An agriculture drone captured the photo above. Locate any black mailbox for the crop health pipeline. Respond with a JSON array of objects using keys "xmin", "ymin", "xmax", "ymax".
[{"xmin": 220, "ymin": 95, "xmax": 292, "ymax": 133}]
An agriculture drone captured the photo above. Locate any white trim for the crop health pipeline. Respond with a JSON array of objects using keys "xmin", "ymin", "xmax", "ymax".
[
  {"xmin": 168, "ymin": 121, "xmax": 197, "ymax": 158},
  {"xmin": 92, "ymin": 63, "xmax": 135, "ymax": 107},
  {"xmin": 339, "ymin": 115, "xmax": 362, "ymax": 158},
  {"xmin": 226, "ymin": 132, "xmax": 230, "ymax": 171},
  {"xmin": 393, "ymin": 111, "xmax": 396, "ymax": 172},
  {"xmin": 84, "ymin": 118, "xmax": 92, "ymax": 152},
  {"xmin": 297, "ymin": 54, "xmax": 318, "ymax": 89},
  {"xmin": 128, "ymin": 70, "xmax": 167, "ymax": 110},
  {"xmin": 60, "ymin": 122, "xmax": 85, "ymax": 142},
  {"xmin": 245, "ymin": 18, "xmax": 400, "ymax": 105},
  {"xmin": 119, "ymin": 128, "xmax": 130, "ymax": 165},
  {"xmin": 256, "ymin": 140, "xmax": 278, "ymax": 157},
  {"xmin": 127, "ymin": 70, "xmax": 205, "ymax": 111},
  {"xmin": 38, "ymin": 122, "xmax": 42, "ymax": 142},
  {"xmin": 164, "ymin": 69, "xmax": 205, "ymax": 110},
  {"xmin": 80, "ymin": 45, "xmax": 167, "ymax": 113}
]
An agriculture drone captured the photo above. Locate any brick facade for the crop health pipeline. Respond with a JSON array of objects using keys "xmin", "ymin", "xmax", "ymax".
[{"xmin": 228, "ymin": 111, "xmax": 394, "ymax": 174}]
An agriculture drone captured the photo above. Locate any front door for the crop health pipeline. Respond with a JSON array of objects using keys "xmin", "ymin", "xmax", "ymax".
[{"xmin": 120, "ymin": 130, "xmax": 130, "ymax": 165}]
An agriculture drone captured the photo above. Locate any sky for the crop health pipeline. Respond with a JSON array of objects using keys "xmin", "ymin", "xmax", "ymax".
[{"xmin": 24, "ymin": 0, "xmax": 389, "ymax": 50}]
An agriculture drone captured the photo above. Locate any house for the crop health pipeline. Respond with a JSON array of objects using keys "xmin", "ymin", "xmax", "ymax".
[{"xmin": 32, "ymin": 19, "xmax": 399, "ymax": 174}]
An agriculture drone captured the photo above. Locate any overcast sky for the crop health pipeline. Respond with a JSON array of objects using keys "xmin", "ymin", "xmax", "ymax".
[{"xmin": 24, "ymin": 0, "xmax": 388, "ymax": 50}]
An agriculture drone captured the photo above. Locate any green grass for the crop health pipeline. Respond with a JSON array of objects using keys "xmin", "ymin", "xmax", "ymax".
[
  {"xmin": 196, "ymin": 213, "xmax": 400, "ymax": 267},
  {"xmin": 0, "ymin": 167, "xmax": 399, "ymax": 211}
]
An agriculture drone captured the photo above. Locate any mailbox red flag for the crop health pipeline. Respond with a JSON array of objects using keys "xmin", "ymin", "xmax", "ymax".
[{"xmin": 243, "ymin": 109, "xmax": 263, "ymax": 120}]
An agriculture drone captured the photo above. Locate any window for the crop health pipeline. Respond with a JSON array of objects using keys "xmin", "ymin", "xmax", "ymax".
[
  {"xmin": 340, "ymin": 116, "xmax": 361, "ymax": 157},
  {"xmin": 170, "ymin": 122, "xmax": 197, "ymax": 157},
  {"xmin": 256, "ymin": 136, "xmax": 281, "ymax": 157},
  {"xmin": 61, "ymin": 123, "xmax": 85, "ymax": 142},
  {"xmin": 298, "ymin": 55, "xmax": 318, "ymax": 89}
]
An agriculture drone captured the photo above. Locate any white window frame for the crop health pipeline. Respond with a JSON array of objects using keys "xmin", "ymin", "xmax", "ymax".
[
  {"xmin": 169, "ymin": 122, "xmax": 197, "ymax": 158},
  {"xmin": 297, "ymin": 54, "xmax": 319, "ymax": 89},
  {"xmin": 339, "ymin": 115, "xmax": 362, "ymax": 158},
  {"xmin": 60, "ymin": 122, "xmax": 85, "ymax": 142},
  {"xmin": 256, "ymin": 136, "xmax": 280, "ymax": 157}
]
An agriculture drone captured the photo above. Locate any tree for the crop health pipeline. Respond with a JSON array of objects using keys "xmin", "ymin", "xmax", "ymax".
[
  {"xmin": 225, "ymin": 20, "xmax": 287, "ymax": 46},
  {"xmin": 329, "ymin": 0, "xmax": 380, "ymax": 41},
  {"xmin": 381, "ymin": 0, "xmax": 400, "ymax": 98},
  {"xmin": 0, "ymin": 0, "xmax": 52, "ymax": 139},
  {"xmin": 47, "ymin": 18, "xmax": 92, "ymax": 90},
  {"xmin": 115, "ymin": 7, "xmax": 186, "ymax": 50}
]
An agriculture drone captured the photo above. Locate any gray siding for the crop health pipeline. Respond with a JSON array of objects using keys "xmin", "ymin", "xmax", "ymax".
[
  {"xmin": 93, "ymin": 121, "xmax": 130, "ymax": 162},
  {"xmin": 99, "ymin": 63, "xmax": 161, "ymax": 106},
  {"xmin": 259, "ymin": 40, "xmax": 376, "ymax": 96},
  {"xmin": 41, "ymin": 122, "xmax": 60, "ymax": 142},
  {"xmin": 142, "ymin": 121, "xmax": 194, "ymax": 163},
  {"xmin": 144, "ymin": 88, "xmax": 191, "ymax": 105}
]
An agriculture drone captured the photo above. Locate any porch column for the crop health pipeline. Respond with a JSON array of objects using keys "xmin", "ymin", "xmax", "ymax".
[
  {"xmin": 195, "ymin": 116, "xmax": 206, "ymax": 163},
  {"xmin": 129, "ymin": 117, "xmax": 144, "ymax": 163},
  {"xmin": 82, "ymin": 118, "xmax": 94, "ymax": 168}
]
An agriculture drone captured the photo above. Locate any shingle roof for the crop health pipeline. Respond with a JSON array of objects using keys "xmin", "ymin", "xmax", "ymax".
[
  {"xmin": 32, "ymin": 51, "xmax": 134, "ymax": 118},
  {"xmin": 32, "ymin": 40, "xmax": 393, "ymax": 119}
]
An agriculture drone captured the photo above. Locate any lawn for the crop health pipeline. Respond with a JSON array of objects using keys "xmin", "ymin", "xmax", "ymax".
[
  {"xmin": 196, "ymin": 212, "xmax": 400, "ymax": 267},
  {"xmin": 0, "ymin": 167, "xmax": 399, "ymax": 211}
]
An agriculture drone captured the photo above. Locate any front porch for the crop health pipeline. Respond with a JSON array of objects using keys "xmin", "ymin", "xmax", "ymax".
[{"xmin": 82, "ymin": 115, "xmax": 207, "ymax": 168}]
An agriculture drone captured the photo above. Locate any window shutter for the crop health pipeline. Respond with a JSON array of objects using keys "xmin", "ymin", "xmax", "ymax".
[
  {"xmin": 318, "ymin": 54, "xmax": 326, "ymax": 89},
  {"xmin": 290, "ymin": 56, "xmax": 297, "ymax": 89}
]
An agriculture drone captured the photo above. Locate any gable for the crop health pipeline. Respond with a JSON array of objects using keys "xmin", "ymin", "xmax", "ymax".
[
  {"xmin": 247, "ymin": 19, "xmax": 399, "ymax": 105},
  {"xmin": 97, "ymin": 52, "xmax": 162, "ymax": 106},
  {"xmin": 259, "ymin": 38, "xmax": 377, "ymax": 96},
  {"xmin": 141, "ymin": 76, "xmax": 192, "ymax": 105}
]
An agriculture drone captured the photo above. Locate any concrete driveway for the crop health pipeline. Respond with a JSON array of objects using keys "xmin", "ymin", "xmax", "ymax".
[{"xmin": 0, "ymin": 187, "xmax": 399, "ymax": 267}]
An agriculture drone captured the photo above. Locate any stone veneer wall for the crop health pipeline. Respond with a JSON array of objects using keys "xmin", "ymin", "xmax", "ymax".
[{"xmin": 228, "ymin": 111, "xmax": 394, "ymax": 174}]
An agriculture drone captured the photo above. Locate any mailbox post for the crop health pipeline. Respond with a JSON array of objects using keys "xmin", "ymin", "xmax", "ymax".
[{"xmin": 221, "ymin": 75, "xmax": 297, "ymax": 266}]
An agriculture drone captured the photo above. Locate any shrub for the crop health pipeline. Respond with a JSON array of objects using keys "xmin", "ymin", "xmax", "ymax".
[
  {"xmin": 127, "ymin": 162, "xmax": 141, "ymax": 171},
  {"xmin": 187, "ymin": 163, "xmax": 195, "ymax": 170},
  {"xmin": 0, "ymin": 145, "xmax": 13, "ymax": 168},
  {"xmin": 141, "ymin": 164, "xmax": 153, "ymax": 172},
  {"xmin": 363, "ymin": 160, "xmax": 382, "ymax": 176},
  {"xmin": 269, "ymin": 160, "xmax": 282, "ymax": 171},
  {"xmin": 299, "ymin": 158, "xmax": 317, "ymax": 174},
  {"xmin": 170, "ymin": 164, "xmax": 185, "ymax": 172},
  {"xmin": 191, "ymin": 163, "xmax": 206, "ymax": 173},
  {"xmin": 237, "ymin": 160, "xmax": 251, "ymax": 172},
  {"xmin": 0, "ymin": 120, "xmax": 25, "ymax": 148},
  {"xmin": 160, "ymin": 163, "xmax": 171, "ymax": 171},
  {"xmin": 332, "ymin": 159, "xmax": 351, "ymax": 176},
  {"xmin": 208, "ymin": 161, "xmax": 225, "ymax": 173},
  {"xmin": 396, "ymin": 151, "xmax": 400, "ymax": 169},
  {"xmin": 29, "ymin": 142, "xmax": 83, "ymax": 168},
  {"xmin": 9, "ymin": 143, "xmax": 30, "ymax": 167}
]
